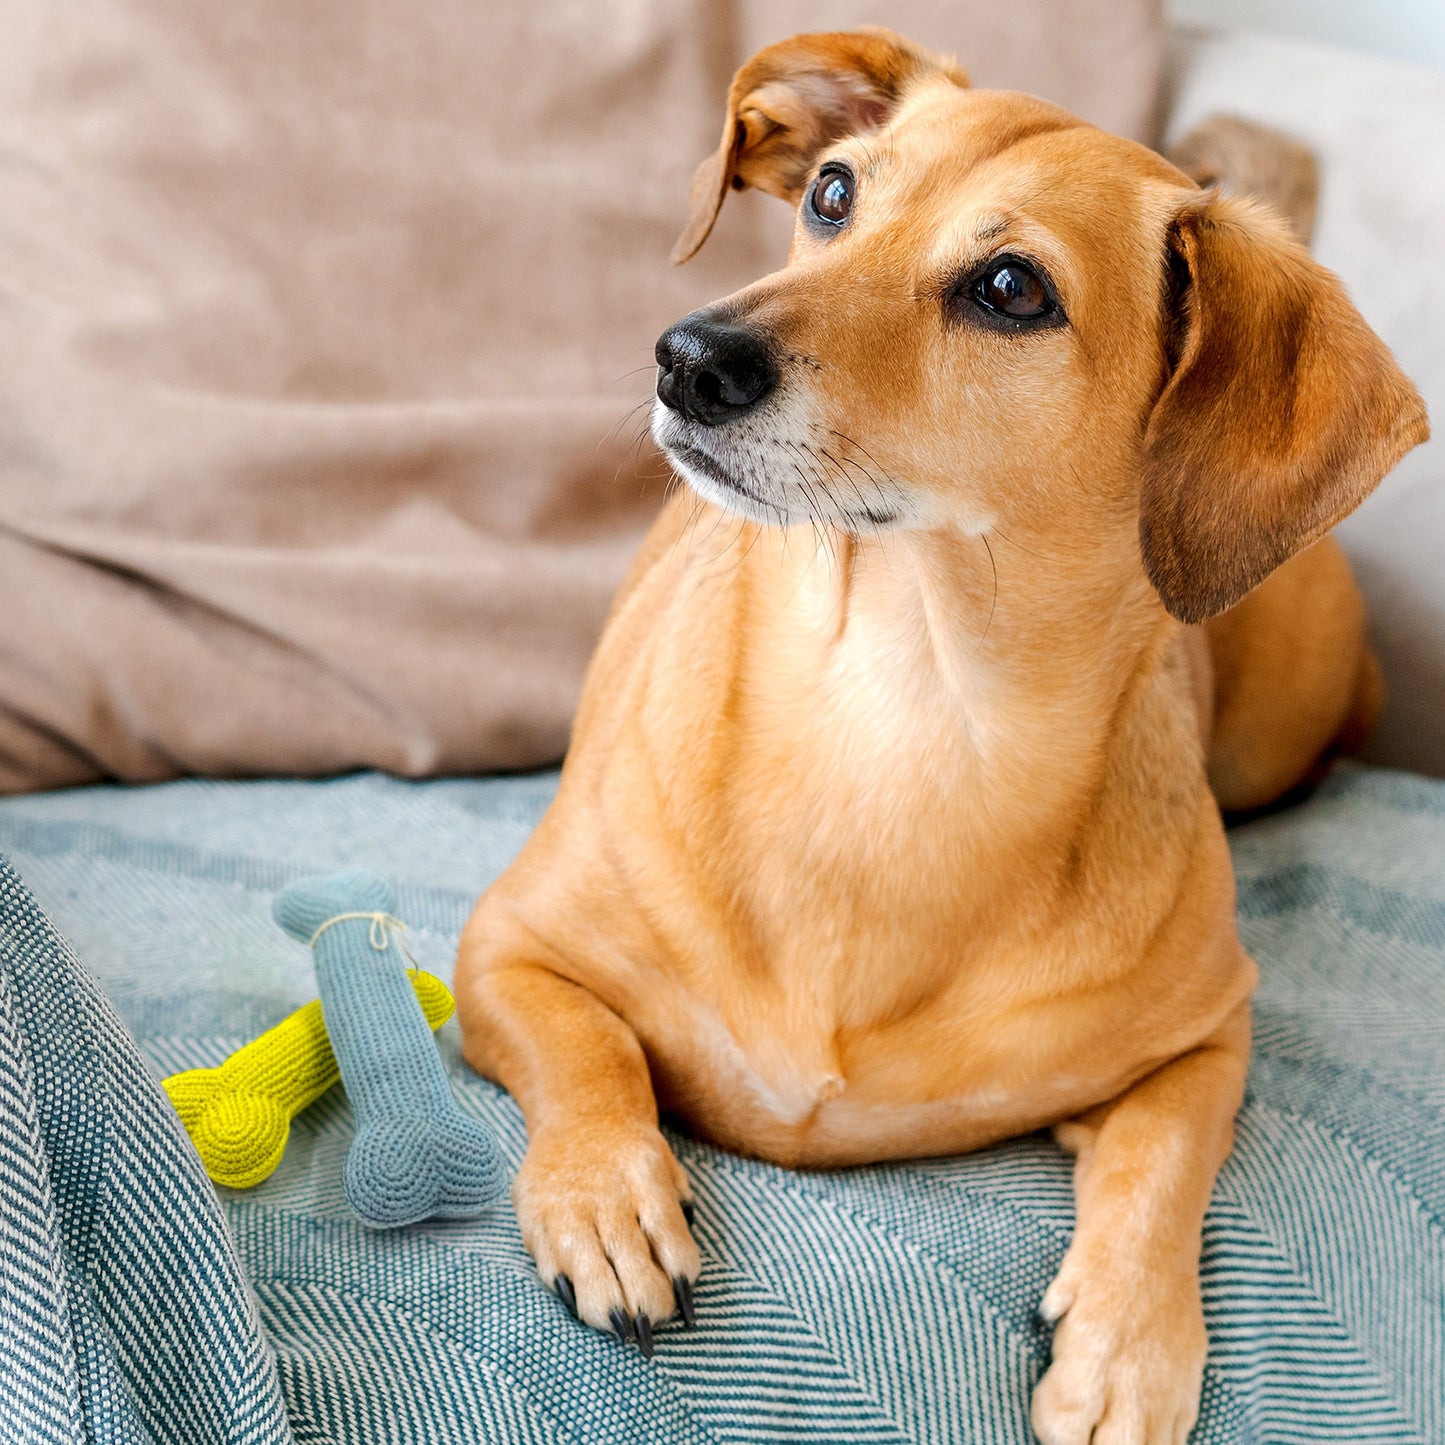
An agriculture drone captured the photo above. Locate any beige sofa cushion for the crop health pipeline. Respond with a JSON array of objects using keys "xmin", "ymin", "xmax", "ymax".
[{"xmin": 0, "ymin": 0, "xmax": 1161, "ymax": 791}]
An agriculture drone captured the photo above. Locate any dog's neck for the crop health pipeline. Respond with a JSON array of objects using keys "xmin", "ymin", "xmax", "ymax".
[
  {"xmin": 670, "ymin": 503, "xmax": 1201, "ymax": 1005},
  {"xmin": 734, "ymin": 514, "xmax": 1174, "ymax": 725},
  {"xmin": 681, "ymin": 508, "xmax": 1188, "ymax": 844},
  {"xmin": 865, "ymin": 523, "xmax": 1160, "ymax": 684}
]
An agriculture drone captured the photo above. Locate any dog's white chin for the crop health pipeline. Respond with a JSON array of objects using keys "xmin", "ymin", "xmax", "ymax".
[
  {"xmin": 669, "ymin": 453, "xmax": 796, "ymax": 527},
  {"xmin": 651, "ymin": 407, "xmax": 794, "ymax": 527},
  {"xmin": 648, "ymin": 402, "xmax": 920, "ymax": 535}
]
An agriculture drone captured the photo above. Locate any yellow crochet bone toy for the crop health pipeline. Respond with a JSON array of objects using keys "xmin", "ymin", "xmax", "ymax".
[{"xmin": 164, "ymin": 970, "xmax": 453, "ymax": 1189}]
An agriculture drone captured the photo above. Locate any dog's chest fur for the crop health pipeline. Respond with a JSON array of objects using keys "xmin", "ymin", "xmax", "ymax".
[{"xmin": 554, "ymin": 509, "xmax": 1251, "ymax": 1166}]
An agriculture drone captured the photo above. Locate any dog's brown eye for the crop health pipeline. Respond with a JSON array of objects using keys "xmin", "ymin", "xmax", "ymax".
[
  {"xmin": 974, "ymin": 261, "xmax": 1052, "ymax": 319},
  {"xmin": 810, "ymin": 168, "xmax": 854, "ymax": 227}
]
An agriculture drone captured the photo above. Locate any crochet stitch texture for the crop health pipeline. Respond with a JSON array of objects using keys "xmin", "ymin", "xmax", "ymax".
[
  {"xmin": 274, "ymin": 867, "xmax": 507, "ymax": 1227},
  {"xmin": 164, "ymin": 969, "xmax": 454, "ymax": 1189}
]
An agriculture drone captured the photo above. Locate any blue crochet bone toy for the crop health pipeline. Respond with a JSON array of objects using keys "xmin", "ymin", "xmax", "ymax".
[{"xmin": 274, "ymin": 868, "xmax": 507, "ymax": 1228}]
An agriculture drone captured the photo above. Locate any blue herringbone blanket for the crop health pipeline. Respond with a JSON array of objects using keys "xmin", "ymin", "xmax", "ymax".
[{"xmin": 0, "ymin": 764, "xmax": 1441, "ymax": 1444}]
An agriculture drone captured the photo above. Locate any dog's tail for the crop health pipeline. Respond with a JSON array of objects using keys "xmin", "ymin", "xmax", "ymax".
[{"xmin": 1166, "ymin": 115, "xmax": 1318, "ymax": 244}]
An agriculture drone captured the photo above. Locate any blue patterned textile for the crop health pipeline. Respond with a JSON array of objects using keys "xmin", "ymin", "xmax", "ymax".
[
  {"xmin": 0, "ymin": 763, "xmax": 1441, "ymax": 1443},
  {"xmin": 0, "ymin": 856, "xmax": 293, "ymax": 1445}
]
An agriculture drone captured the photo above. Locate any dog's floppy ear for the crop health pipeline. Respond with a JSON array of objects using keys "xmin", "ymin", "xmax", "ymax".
[
  {"xmin": 671, "ymin": 27, "xmax": 966, "ymax": 265},
  {"xmin": 1140, "ymin": 193, "xmax": 1428, "ymax": 623}
]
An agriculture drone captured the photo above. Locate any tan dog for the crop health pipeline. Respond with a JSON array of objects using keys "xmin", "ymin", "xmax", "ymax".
[{"xmin": 456, "ymin": 30, "xmax": 1427, "ymax": 1443}]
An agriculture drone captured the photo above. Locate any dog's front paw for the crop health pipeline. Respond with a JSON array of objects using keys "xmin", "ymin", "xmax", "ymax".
[
  {"xmin": 513, "ymin": 1122, "xmax": 700, "ymax": 1355},
  {"xmin": 1031, "ymin": 1253, "xmax": 1206, "ymax": 1445}
]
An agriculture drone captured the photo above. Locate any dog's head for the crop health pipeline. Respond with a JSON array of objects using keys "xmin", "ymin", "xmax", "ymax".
[{"xmin": 652, "ymin": 28, "xmax": 1428, "ymax": 623}]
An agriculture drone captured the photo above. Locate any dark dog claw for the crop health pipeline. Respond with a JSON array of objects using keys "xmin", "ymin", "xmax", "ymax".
[
  {"xmin": 609, "ymin": 1307, "xmax": 634, "ymax": 1345},
  {"xmin": 634, "ymin": 1312, "xmax": 655, "ymax": 1358},
  {"xmin": 673, "ymin": 1275, "xmax": 697, "ymax": 1329},
  {"xmin": 681, "ymin": 1199, "xmax": 697, "ymax": 1227},
  {"xmin": 554, "ymin": 1274, "xmax": 577, "ymax": 1318}
]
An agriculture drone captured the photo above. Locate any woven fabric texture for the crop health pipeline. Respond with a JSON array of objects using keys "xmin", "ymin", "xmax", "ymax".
[
  {"xmin": 0, "ymin": 763, "xmax": 1441, "ymax": 1442},
  {"xmin": 0, "ymin": 855, "xmax": 293, "ymax": 1445}
]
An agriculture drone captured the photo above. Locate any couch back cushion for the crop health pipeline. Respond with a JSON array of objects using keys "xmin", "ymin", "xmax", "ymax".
[{"xmin": 0, "ymin": 0, "xmax": 1161, "ymax": 789}]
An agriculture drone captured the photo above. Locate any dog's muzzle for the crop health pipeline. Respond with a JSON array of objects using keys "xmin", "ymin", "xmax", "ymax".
[{"xmin": 655, "ymin": 314, "xmax": 776, "ymax": 426}]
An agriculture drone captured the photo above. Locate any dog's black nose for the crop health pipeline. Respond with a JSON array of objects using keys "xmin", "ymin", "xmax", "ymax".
[{"xmin": 655, "ymin": 315, "xmax": 776, "ymax": 425}]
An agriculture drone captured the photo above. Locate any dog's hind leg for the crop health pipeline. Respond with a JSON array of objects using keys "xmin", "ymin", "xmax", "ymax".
[{"xmin": 1203, "ymin": 536, "xmax": 1374, "ymax": 813}]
